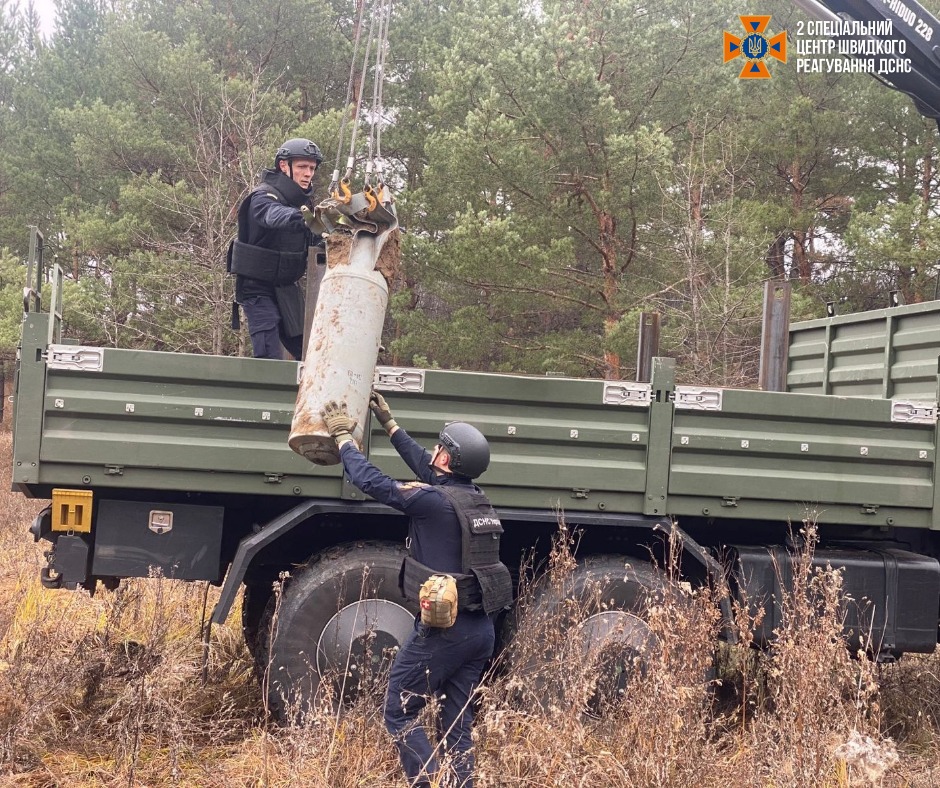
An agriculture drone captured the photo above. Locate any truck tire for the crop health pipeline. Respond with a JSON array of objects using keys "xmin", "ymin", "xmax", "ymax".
[
  {"xmin": 259, "ymin": 540, "xmax": 417, "ymax": 722},
  {"xmin": 504, "ymin": 554, "xmax": 667, "ymax": 714}
]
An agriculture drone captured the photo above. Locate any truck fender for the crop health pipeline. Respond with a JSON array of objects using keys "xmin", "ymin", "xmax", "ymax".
[{"xmin": 211, "ymin": 500, "xmax": 395, "ymax": 626}]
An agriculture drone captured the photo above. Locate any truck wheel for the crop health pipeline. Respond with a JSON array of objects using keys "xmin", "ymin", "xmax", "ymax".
[
  {"xmin": 260, "ymin": 541, "xmax": 417, "ymax": 722},
  {"xmin": 505, "ymin": 555, "xmax": 667, "ymax": 714}
]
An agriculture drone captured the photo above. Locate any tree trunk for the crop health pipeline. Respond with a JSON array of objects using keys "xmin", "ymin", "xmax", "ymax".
[
  {"xmin": 789, "ymin": 160, "xmax": 812, "ymax": 283},
  {"xmin": 598, "ymin": 209, "xmax": 620, "ymax": 379}
]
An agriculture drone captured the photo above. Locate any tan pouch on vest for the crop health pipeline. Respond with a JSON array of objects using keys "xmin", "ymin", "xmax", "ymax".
[{"xmin": 419, "ymin": 574, "xmax": 458, "ymax": 628}]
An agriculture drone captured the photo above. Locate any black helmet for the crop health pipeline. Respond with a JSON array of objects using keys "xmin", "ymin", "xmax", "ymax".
[
  {"xmin": 275, "ymin": 138, "xmax": 323, "ymax": 166},
  {"xmin": 439, "ymin": 422, "xmax": 490, "ymax": 479}
]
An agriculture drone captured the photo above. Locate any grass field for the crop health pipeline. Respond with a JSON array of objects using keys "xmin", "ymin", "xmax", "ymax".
[{"xmin": 1, "ymin": 418, "xmax": 939, "ymax": 787}]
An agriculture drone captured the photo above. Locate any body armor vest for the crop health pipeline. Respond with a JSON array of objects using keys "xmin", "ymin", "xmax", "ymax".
[
  {"xmin": 228, "ymin": 178, "xmax": 308, "ymax": 286},
  {"xmin": 401, "ymin": 485, "xmax": 514, "ymax": 615}
]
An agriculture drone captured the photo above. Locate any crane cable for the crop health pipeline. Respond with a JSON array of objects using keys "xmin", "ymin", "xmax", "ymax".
[
  {"xmin": 330, "ymin": 0, "xmax": 394, "ymax": 206},
  {"xmin": 329, "ymin": 0, "xmax": 368, "ymax": 201},
  {"xmin": 365, "ymin": 0, "xmax": 391, "ymax": 191}
]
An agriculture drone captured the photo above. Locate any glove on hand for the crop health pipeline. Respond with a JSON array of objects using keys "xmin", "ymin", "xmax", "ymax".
[
  {"xmin": 321, "ymin": 400, "xmax": 357, "ymax": 447},
  {"xmin": 369, "ymin": 390, "xmax": 397, "ymax": 433}
]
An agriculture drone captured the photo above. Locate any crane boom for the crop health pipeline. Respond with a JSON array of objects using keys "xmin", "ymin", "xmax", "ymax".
[{"xmin": 794, "ymin": 0, "xmax": 940, "ymax": 122}]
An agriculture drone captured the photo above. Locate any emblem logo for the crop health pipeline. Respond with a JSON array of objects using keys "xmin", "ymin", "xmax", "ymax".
[{"xmin": 724, "ymin": 15, "xmax": 787, "ymax": 79}]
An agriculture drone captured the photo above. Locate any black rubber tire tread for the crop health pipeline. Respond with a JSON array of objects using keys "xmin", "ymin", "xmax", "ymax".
[
  {"xmin": 504, "ymin": 554, "xmax": 670, "ymax": 709},
  {"xmin": 258, "ymin": 540, "xmax": 416, "ymax": 722},
  {"xmin": 507, "ymin": 555, "xmax": 667, "ymax": 639}
]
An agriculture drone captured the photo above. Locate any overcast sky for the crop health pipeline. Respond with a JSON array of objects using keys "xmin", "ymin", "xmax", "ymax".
[{"xmin": 27, "ymin": 0, "xmax": 58, "ymax": 35}]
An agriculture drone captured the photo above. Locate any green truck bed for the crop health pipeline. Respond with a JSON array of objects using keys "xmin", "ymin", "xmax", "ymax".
[{"xmin": 13, "ymin": 311, "xmax": 939, "ymax": 532}]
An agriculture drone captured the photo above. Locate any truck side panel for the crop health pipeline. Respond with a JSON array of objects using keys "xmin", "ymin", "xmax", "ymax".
[
  {"xmin": 788, "ymin": 301, "xmax": 940, "ymax": 401},
  {"xmin": 668, "ymin": 388, "xmax": 937, "ymax": 529},
  {"xmin": 15, "ymin": 315, "xmax": 940, "ymax": 531},
  {"xmin": 16, "ymin": 325, "xmax": 342, "ymax": 499},
  {"xmin": 372, "ymin": 369, "xmax": 652, "ymax": 513},
  {"xmin": 13, "ymin": 316, "xmax": 653, "ymax": 513}
]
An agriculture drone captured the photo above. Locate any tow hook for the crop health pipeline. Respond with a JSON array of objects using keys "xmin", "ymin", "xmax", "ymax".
[
  {"xmin": 40, "ymin": 565, "xmax": 63, "ymax": 590},
  {"xmin": 40, "ymin": 549, "xmax": 62, "ymax": 589}
]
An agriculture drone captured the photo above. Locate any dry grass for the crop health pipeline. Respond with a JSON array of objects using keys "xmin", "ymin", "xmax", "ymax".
[{"xmin": 1, "ymin": 420, "xmax": 939, "ymax": 786}]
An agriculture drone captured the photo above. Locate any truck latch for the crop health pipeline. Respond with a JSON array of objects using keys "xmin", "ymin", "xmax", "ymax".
[
  {"xmin": 374, "ymin": 367, "xmax": 426, "ymax": 393},
  {"xmin": 45, "ymin": 345, "xmax": 104, "ymax": 372},
  {"xmin": 571, "ymin": 488, "xmax": 590, "ymax": 499},
  {"xmin": 891, "ymin": 401, "xmax": 937, "ymax": 425},
  {"xmin": 104, "ymin": 465, "xmax": 124, "ymax": 476},
  {"xmin": 860, "ymin": 503, "xmax": 879, "ymax": 515},
  {"xmin": 265, "ymin": 473, "xmax": 284, "ymax": 484},
  {"xmin": 602, "ymin": 381, "xmax": 652, "ymax": 407},
  {"xmin": 673, "ymin": 387, "xmax": 723, "ymax": 411},
  {"xmin": 721, "ymin": 496, "xmax": 739, "ymax": 507}
]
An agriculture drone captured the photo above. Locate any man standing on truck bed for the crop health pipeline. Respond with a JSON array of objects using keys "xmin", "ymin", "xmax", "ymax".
[
  {"xmin": 320, "ymin": 392, "xmax": 513, "ymax": 788},
  {"xmin": 228, "ymin": 138, "xmax": 322, "ymax": 360}
]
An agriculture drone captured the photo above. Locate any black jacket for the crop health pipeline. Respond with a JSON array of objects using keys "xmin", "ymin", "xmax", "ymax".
[{"xmin": 232, "ymin": 169, "xmax": 315, "ymax": 301}]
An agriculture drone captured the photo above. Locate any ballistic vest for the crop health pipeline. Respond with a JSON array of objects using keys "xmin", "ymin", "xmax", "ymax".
[
  {"xmin": 228, "ymin": 176, "xmax": 308, "ymax": 286},
  {"xmin": 401, "ymin": 485, "xmax": 514, "ymax": 615}
]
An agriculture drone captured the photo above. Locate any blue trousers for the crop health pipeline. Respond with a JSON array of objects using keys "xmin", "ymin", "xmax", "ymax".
[
  {"xmin": 384, "ymin": 613, "xmax": 495, "ymax": 788},
  {"xmin": 240, "ymin": 295, "xmax": 304, "ymax": 360}
]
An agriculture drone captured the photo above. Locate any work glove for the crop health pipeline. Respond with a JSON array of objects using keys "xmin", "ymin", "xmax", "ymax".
[
  {"xmin": 321, "ymin": 401, "xmax": 357, "ymax": 448},
  {"xmin": 369, "ymin": 390, "xmax": 397, "ymax": 434}
]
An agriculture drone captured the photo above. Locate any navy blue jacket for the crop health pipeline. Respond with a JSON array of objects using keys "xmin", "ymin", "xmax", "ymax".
[{"xmin": 339, "ymin": 429, "xmax": 474, "ymax": 574}]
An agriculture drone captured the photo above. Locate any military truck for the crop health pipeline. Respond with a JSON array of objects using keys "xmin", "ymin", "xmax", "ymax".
[
  {"xmin": 11, "ymin": 0, "xmax": 940, "ymax": 717},
  {"xmin": 9, "ymin": 230, "xmax": 940, "ymax": 715}
]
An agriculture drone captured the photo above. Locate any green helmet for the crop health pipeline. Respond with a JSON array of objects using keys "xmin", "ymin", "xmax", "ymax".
[{"xmin": 439, "ymin": 422, "xmax": 490, "ymax": 479}]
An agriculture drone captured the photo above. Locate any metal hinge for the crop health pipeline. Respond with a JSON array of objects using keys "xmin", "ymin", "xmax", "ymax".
[
  {"xmin": 264, "ymin": 473, "xmax": 284, "ymax": 484},
  {"xmin": 673, "ymin": 387, "xmax": 723, "ymax": 411},
  {"xmin": 45, "ymin": 345, "xmax": 104, "ymax": 372},
  {"xmin": 571, "ymin": 488, "xmax": 590, "ymax": 499},
  {"xmin": 374, "ymin": 367, "xmax": 426, "ymax": 393},
  {"xmin": 721, "ymin": 496, "xmax": 739, "ymax": 507},
  {"xmin": 602, "ymin": 381, "xmax": 652, "ymax": 407},
  {"xmin": 860, "ymin": 503, "xmax": 879, "ymax": 515},
  {"xmin": 891, "ymin": 401, "xmax": 937, "ymax": 425},
  {"xmin": 104, "ymin": 464, "xmax": 124, "ymax": 476}
]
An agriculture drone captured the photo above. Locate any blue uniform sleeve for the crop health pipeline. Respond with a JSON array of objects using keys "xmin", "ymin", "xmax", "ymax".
[
  {"xmin": 390, "ymin": 428, "xmax": 436, "ymax": 484},
  {"xmin": 340, "ymin": 439, "xmax": 464, "ymax": 572},
  {"xmin": 250, "ymin": 192, "xmax": 305, "ymax": 231},
  {"xmin": 339, "ymin": 441, "xmax": 434, "ymax": 513}
]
